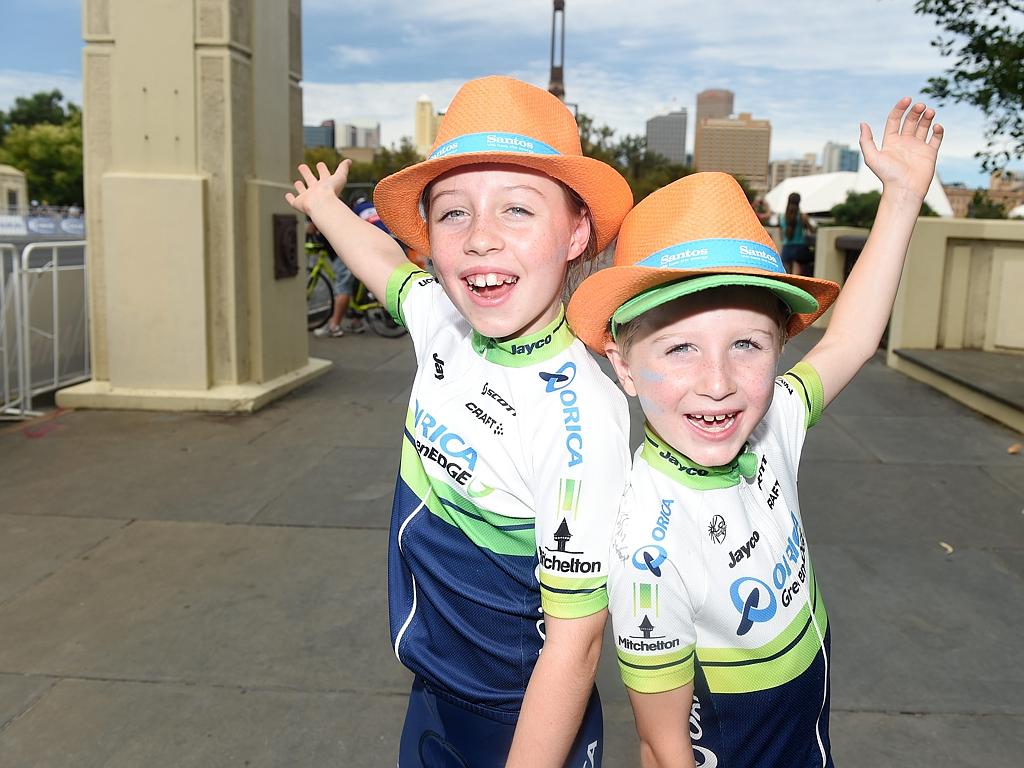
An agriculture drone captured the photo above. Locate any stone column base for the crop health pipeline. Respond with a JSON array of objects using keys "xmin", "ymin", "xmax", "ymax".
[{"xmin": 56, "ymin": 358, "xmax": 331, "ymax": 413}]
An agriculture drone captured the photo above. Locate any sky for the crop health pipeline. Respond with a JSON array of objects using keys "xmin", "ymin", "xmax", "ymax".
[{"xmin": 2, "ymin": 0, "xmax": 1020, "ymax": 189}]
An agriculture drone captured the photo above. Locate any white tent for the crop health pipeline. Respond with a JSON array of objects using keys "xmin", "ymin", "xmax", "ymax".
[
  {"xmin": 765, "ymin": 164, "xmax": 953, "ymax": 217},
  {"xmin": 1009, "ymin": 203, "xmax": 1024, "ymax": 219}
]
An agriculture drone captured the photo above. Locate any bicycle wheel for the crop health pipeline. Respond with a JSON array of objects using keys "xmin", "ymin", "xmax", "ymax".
[
  {"xmin": 366, "ymin": 307, "xmax": 407, "ymax": 338},
  {"xmin": 307, "ymin": 270, "xmax": 334, "ymax": 330}
]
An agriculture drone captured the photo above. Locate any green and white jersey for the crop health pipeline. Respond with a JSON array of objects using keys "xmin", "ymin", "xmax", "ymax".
[
  {"xmin": 608, "ymin": 362, "xmax": 834, "ymax": 767},
  {"xmin": 385, "ymin": 263, "xmax": 630, "ymax": 718}
]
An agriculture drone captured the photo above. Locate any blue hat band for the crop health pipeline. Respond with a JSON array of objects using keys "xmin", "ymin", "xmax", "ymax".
[
  {"xmin": 429, "ymin": 131, "xmax": 561, "ymax": 160},
  {"xmin": 636, "ymin": 238, "xmax": 785, "ymax": 273}
]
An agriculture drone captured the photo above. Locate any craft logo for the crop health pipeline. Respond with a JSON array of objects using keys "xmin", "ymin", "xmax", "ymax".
[
  {"xmin": 432, "ymin": 353, "xmax": 445, "ymax": 380},
  {"xmin": 417, "ymin": 276, "xmax": 435, "ymax": 287},
  {"xmin": 775, "ymin": 377, "xmax": 795, "ymax": 396},
  {"xmin": 538, "ymin": 518, "xmax": 601, "ymax": 574},
  {"xmin": 412, "ymin": 400, "xmax": 479, "ymax": 486},
  {"xmin": 464, "ymin": 401, "xmax": 504, "ymax": 436},
  {"xmin": 631, "ymin": 544, "xmax": 668, "ymax": 577},
  {"xmin": 538, "ymin": 362, "xmax": 583, "ymax": 468},
  {"xmin": 708, "ymin": 514, "xmax": 727, "ymax": 544}
]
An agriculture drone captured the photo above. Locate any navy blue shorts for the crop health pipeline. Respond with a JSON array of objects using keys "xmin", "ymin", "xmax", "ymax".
[{"xmin": 398, "ymin": 676, "xmax": 603, "ymax": 767}]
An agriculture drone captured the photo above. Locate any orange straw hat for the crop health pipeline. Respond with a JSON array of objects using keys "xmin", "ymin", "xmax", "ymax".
[
  {"xmin": 373, "ymin": 76, "xmax": 633, "ymax": 255},
  {"xmin": 567, "ymin": 172, "xmax": 840, "ymax": 355}
]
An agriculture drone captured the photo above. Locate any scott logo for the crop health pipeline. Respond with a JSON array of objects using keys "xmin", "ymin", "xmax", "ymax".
[
  {"xmin": 539, "ymin": 362, "xmax": 583, "ymax": 468},
  {"xmin": 432, "ymin": 353, "xmax": 445, "ymax": 380},
  {"xmin": 632, "ymin": 544, "xmax": 668, "ymax": 577},
  {"xmin": 730, "ymin": 576, "xmax": 777, "ymax": 636}
]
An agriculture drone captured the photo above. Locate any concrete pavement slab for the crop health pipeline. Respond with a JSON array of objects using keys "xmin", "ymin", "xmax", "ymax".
[
  {"xmin": 252, "ymin": 445, "xmax": 398, "ymax": 529},
  {"xmin": 803, "ymin": 414, "xmax": 879, "ymax": 462},
  {"xmin": 984, "ymin": 464, "xmax": 1024, "ymax": 498},
  {"xmin": 0, "ymin": 678, "xmax": 408, "ymax": 768},
  {"xmin": 819, "ymin": 544, "xmax": 1024, "ymax": 714},
  {"xmin": 0, "ymin": 522, "xmax": 411, "ymax": 694},
  {"xmin": 798, "ymin": 462, "xmax": 1024, "ymax": 549},
  {"xmin": 0, "ymin": 514, "xmax": 127, "ymax": 604},
  {"xmin": 829, "ymin": 711, "xmax": 1024, "ymax": 768},
  {"xmin": 830, "ymin": 413, "xmax": 1024, "ymax": 466},
  {"xmin": 0, "ymin": 674, "xmax": 54, "ymax": 732}
]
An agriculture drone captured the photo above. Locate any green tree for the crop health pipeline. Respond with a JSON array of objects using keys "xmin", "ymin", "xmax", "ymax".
[
  {"xmin": 303, "ymin": 145, "xmax": 342, "ymax": 170},
  {"xmin": 966, "ymin": 188, "xmax": 1008, "ymax": 218},
  {"xmin": 914, "ymin": 0, "xmax": 1024, "ymax": 170},
  {"xmin": 830, "ymin": 189, "xmax": 937, "ymax": 228},
  {"xmin": 0, "ymin": 110, "xmax": 83, "ymax": 204},
  {"xmin": 0, "ymin": 89, "xmax": 80, "ymax": 142}
]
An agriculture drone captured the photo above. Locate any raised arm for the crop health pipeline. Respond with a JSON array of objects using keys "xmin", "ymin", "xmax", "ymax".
[
  {"xmin": 285, "ymin": 159, "xmax": 409, "ymax": 301},
  {"xmin": 802, "ymin": 97, "xmax": 943, "ymax": 407}
]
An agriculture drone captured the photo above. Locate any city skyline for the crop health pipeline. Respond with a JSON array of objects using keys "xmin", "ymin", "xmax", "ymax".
[{"xmin": 2, "ymin": 0, "xmax": 1021, "ymax": 189}]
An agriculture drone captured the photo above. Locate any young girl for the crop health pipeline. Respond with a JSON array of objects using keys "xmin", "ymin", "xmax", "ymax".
[{"xmin": 286, "ymin": 76, "xmax": 633, "ymax": 767}]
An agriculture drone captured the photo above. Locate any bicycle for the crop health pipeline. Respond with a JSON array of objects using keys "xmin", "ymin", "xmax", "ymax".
[
  {"xmin": 306, "ymin": 242, "xmax": 335, "ymax": 330},
  {"xmin": 305, "ymin": 243, "xmax": 407, "ymax": 338}
]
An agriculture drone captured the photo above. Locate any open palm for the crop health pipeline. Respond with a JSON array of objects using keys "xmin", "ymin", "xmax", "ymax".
[{"xmin": 860, "ymin": 98, "xmax": 944, "ymax": 201}]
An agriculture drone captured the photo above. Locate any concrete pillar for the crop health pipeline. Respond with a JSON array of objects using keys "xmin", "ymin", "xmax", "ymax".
[{"xmin": 60, "ymin": 0, "xmax": 328, "ymax": 412}]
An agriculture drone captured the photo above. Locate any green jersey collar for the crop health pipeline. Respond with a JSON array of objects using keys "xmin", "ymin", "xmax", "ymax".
[
  {"xmin": 641, "ymin": 425, "xmax": 757, "ymax": 490},
  {"xmin": 472, "ymin": 307, "xmax": 575, "ymax": 367}
]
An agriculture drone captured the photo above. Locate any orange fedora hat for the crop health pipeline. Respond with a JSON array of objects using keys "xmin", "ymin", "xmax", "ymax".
[
  {"xmin": 373, "ymin": 76, "xmax": 633, "ymax": 255},
  {"xmin": 567, "ymin": 172, "xmax": 840, "ymax": 355}
]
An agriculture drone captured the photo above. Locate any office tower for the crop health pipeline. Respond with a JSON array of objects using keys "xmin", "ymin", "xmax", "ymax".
[
  {"xmin": 415, "ymin": 95, "xmax": 444, "ymax": 157},
  {"xmin": 645, "ymin": 110, "xmax": 688, "ymax": 165},
  {"xmin": 822, "ymin": 142, "xmax": 860, "ymax": 173},
  {"xmin": 303, "ymin": 119, "xmax": 335, "ymax": 149},
  {"xmin": 694, "ymin": 88, "xmax": 734, "ymax": 160},
  {"xmin": 769, "ymin": 153, "xmax": 820, "ymax": 188},
  {"xmin": 695, "ymin": 112, "xmax": 771, "ymax": 191}
]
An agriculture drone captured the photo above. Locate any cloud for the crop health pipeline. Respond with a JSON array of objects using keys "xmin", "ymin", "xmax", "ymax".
[
  {"xmin": 0, "ymin": 69, "xmax": 82, "ymax": 110},
  {"xmin": 330, "ymin": 45, "xmax": 380, "ymax": 68}
]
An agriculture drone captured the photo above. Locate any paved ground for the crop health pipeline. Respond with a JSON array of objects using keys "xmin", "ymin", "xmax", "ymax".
[{"xmin": 1, "ymin": 327, "xmax": 1022, "ymax": 767}]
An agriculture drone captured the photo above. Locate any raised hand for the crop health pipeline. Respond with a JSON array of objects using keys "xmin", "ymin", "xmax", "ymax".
[
  {"xmin": 284, "ymin": 159, "xmax": 352, "ymax": 218},
  {"xmin": 859, "ymin": 98, "xmax": 943, "ymax": 202}
]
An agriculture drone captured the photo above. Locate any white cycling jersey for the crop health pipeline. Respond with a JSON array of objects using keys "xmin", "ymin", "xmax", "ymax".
[
  {"xmin": 384, "ymin": 262, "xmax": 630, "ymax": 720},
  {"xmin": 608, "ymin": 362, "xmax": 833, "ymax": 767}
]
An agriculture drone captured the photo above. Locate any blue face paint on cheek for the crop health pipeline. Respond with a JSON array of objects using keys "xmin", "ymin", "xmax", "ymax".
[
  {"xmin": 637, "ymin": 393, "xmax": 664, "ymax": 415},
  {"xmin": 637, "ymin": 368, "xmax": 665, "ymax": 383}
]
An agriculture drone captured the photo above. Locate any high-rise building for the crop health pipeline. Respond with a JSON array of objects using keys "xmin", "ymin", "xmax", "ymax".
[
  {"xmin": 338, "ymin": 123, "xmax": 380, "ymax": 150},
  {"xmin": 694, "ymin": 89, "xmax": 734, "ymax": 160},
  {"xmin": 415, "ymin": 95, "xmax": 444, "ymax": 158},
  {"xmin": 695, "ymin": 112, "xmax": 771, "ymax": 191},
  {"xmin": 303, "ymin": 119, "xmax": 335, "ymax": 149},
  {"xmin": 769, "ymin": 153, "xmax": 820, "ymax": 189},
  {"xmin": 645, "ymin": 110, "xmax": 688, "ymax": 165},
  {"xmin": 821, "ymin": 142, "xmax": 860, "ymax": 173}
]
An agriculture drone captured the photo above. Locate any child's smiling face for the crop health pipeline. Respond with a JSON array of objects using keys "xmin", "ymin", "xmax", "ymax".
[
  {"xmin": 427, "ymin": 164, "xmax": 591, "ymax": 340},
  {"xmin": 608, "ymin": 287, "xmax": 786, "ymax": 468}
]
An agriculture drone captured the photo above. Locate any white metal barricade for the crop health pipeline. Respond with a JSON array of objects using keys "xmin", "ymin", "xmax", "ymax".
[{"xmin": 0, "ymin": 240, "xmax": 89, "ymax": 420}]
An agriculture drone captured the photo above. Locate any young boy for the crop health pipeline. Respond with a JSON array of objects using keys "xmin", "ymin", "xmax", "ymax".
[
  {"xmin": 287, "ymin": 76, "xmax": 634, "ymax": 767},
  {"xmin": 566, "ymin": 99, "xmax": 942, "ymax": 767}
]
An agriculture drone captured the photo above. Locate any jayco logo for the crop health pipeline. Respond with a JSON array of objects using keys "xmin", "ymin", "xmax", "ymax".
[
  {"xmin": 538, "ymin": 362, "xmax": 583, "ymax": 468},
  {"xmin": 511, "ymin": 334, "xmax": 551, "ymax": 356},
  {"xmin": 432, "ymin": 353, "xmax": 445, "ymax": 380}
]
